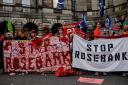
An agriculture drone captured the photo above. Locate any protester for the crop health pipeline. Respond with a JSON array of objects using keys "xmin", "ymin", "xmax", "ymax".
[
  {"xmin": 41, "ymin": 26, "xmax": 53, "ymax": 40},
  {"xmin": 121, "ymin": 22, "xmax": 128, "ymax": 77},
  {"xmin": 0, "ymin": 35, "xmax": 4, "ymax": 41},
  {"xmin": 57, "ymin": 27, "xmax": 69, "ymax": 44},
  {"xmin": 29, "ymin": 30, "xmax": 37, "ymax": 40},
  {"xmin": 93, "ymin": 22, "xmax": 101, "ymax": 39},
  {"xmin": 14, "ymin": 30, "xmax": 27, "ymax": 40},
  {"xmin": 1, "ymin": 15, "xmax": 128, "ymax": 76},
  {"xmin": 4, "ymin": 32, "xmax": 13, "ymax": 40},
  {"xmin": 112, "ymin": 23, "xmax": 121, "ymax": 31},
  {"xmin": 93, "ymin": 23, "xmax": 108, "ymax": 76},
  {"xmin": 87, "ymin": 29, "xmax": 94, "ymax": 40},
  {"xmin": 123, "ymin": 22, "xmax": 128, "ymax": 35},
  {"xmin": 50, "ymin": 23, "xmax": 70, "ymax": 43},
  {"xmin": 0, "ymin": 35, "xmax": 4, "ymax": 69},
  {"xmin": 51, "ymin": 23, "xmax": 63, "ymax": 36},
  {"xmin": 25, "ymin": 27, "xmax": 42, "ymax": 48}
]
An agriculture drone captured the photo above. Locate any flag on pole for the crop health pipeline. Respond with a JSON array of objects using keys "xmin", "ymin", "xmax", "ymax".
[
  {"xmin": 7, "ymin": 19, "xmax": 13, "ymax": 33},
  {"xmin": 57, "ymin": 0, "xmax": 64, "ymax": 9},
  {"xmin": 79, "ymin": 14, "xmax": 87, "ymax": 33},
  {"xmin": 105, "ymin": 16, "xmax": 112, "ymax": 30},
  {"xmin": 99, "ymin": 0, "xmax": 105, "ymax": 16}
]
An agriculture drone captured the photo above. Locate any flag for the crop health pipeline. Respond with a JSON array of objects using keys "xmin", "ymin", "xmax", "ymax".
[
  {"xmin": 57, "ymin": 0, "xmax": 64, "ymax": 9},
  {"xmin": 105, "ymin": 16, "xmax": 112, "ymax": 30},
  {"xmin": 79, "ymin": 14, "xmax": 87, "ymax": 33},
  {"xmin": 7, "ymin": 19, "xmax": 13, "ymax": 33},
  {"xmin": 99, "ymin": 0, "xmax": 105, "ymax": 16}
]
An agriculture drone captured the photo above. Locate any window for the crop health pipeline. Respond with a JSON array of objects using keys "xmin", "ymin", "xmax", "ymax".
[
  {"xmin": 42, "ymin": 0, "xmax": 52, "ymax": 8},
  {"xmin": 87, "ymin": 0, "xmax": 92, "ymax": 11},
  {"xmin": 3, "ymin": 0, "xmax": 13, "ymax": 11},
  {"xmin": 22, "ymin": 0, "xmax": 30, "ymax": 6},
  {"xmin": 22, "ymin": 0, "xmax": 30, "ymax": 12},
  {"xmin": 3, "ymin": 0, "xmax": 13, "ymax": 5},
  {"xmin": 53, "ymin": 0, "xmax": 58, "ymax": 8},
  {"xmin": 65, "ymin": 0, "xmax": 71, "ymax": 10}
]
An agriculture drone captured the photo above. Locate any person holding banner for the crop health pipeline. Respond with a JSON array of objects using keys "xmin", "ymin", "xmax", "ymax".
[
  {"xmin": 93, "ymin": 22, "xmax": 101, "ymax": 39},
  {"xmin": 4, "ymin": 32, "xmax": 13, "ymax": 40},
  {"xmin": 29, "ymin": 29, "xmax": 43, "ymax": 48},
  {"xmin": 57, "ymin": 27, "xmax": 69, "ymax": 44},
  {"xmin": 14, "ymin": 30, "xmax": 27, "ymax": 40},
  {"xmin": 93, "ymin": 22, "xmax": 107, "ymax": 76},
  {"xmin": 123, "ymin": 22, "xmax": 128, "ymax": 35},
  {"xmin": 51, "ymin": 23, "xmax": 63, "ymax": 36},
  {"xmin": 122, "ymin": 22, "xmax": 128, "ymax": 77},
  {"xmin": 51, "ymin": 23, "xmax": 69, "ymax": 43},
  {"xmin": 41, "ymin": 26, "xmax": 53, "ymax": 40},
  {"xmin": 29, "ymin": 30, "xmax": 37, "ymax": 40}
]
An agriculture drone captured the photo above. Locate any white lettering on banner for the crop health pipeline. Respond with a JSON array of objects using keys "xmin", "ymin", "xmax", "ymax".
[
  {"xmin": 72, "ymin": 34, "xmax": 128, "ymax": 72},
  {"xmin": 3, "ymin": 37, "xmax": 71, "ymax": 72}
]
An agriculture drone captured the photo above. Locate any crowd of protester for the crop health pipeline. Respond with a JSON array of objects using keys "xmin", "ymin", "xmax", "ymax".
[
  {"xmin": 0, "ymin": 16, "xmax": 127, "ymax": 41},
  {"xmin": 0, "ymin": 15, "xmax": 128, "ymax": 76}
]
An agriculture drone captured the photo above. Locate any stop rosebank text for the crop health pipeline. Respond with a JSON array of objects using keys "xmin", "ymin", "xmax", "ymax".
[
  {"xmin": 4, "ymin": 37, "xmax": 71, "ymax": 72},
  {"xmin": 75, "ymin": 44, "xmax": 128, "ymax": 62}
]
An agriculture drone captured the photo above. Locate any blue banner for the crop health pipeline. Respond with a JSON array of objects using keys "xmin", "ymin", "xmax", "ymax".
[
  {"xmin": 57, "ymin": 0, "xmax": 64, "ymax": 9},
  {"xmin": 99, "ymin": 0, "xmax": 105, "ymax": 16},
  {"xmin": 79, "ymin": 14, "xmax": 87, "ymax": 33},
  {"xmin": 105, "ymin": 16, "xmax": 112, "ymax": 30}
]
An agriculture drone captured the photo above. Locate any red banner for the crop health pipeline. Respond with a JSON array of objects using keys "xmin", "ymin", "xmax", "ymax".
[
  {"xmin": 3, "ymin": 36, "xmax": 71, "ymax": 72},
  {"xmin": 63, "ymin": 22, "xmax": 80, "ymax": 35},
  {"xmin": 63, "ymin": 22, "xmax": 85, "ymax": 38}
]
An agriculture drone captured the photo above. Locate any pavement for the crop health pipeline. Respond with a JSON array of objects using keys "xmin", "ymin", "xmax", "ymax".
[{"xmin": 0, "ymin": 71, "xmax": 128, "ymax": 85}]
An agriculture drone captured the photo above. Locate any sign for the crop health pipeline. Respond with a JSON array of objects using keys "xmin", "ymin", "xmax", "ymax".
[
  {"xmin": 63, "ymin": 22, "xmax": 80, "ymax": 29},
  {"xmin": 72, "ymin": 34, "xmax": 128, "ymax": 72},
  {"xmin": 63, "ymin": 22, "xmax": 85, "ymax": 38},
  {"xmin": 4, "ymin": 36, "xmax": 71, "ymax": 72},
  {"xmin": 77, "ymin": 77, "xmax": 104, "ymax": 84}
]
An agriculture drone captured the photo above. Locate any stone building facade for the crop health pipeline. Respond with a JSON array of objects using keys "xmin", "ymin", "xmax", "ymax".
[
  {"xmin": 0, "ymin": 0, "xmax": 72, "ymax": 31},
  {"xmin": 0, "ymin": 0, "xmax": 127, "ymax": 30}
]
